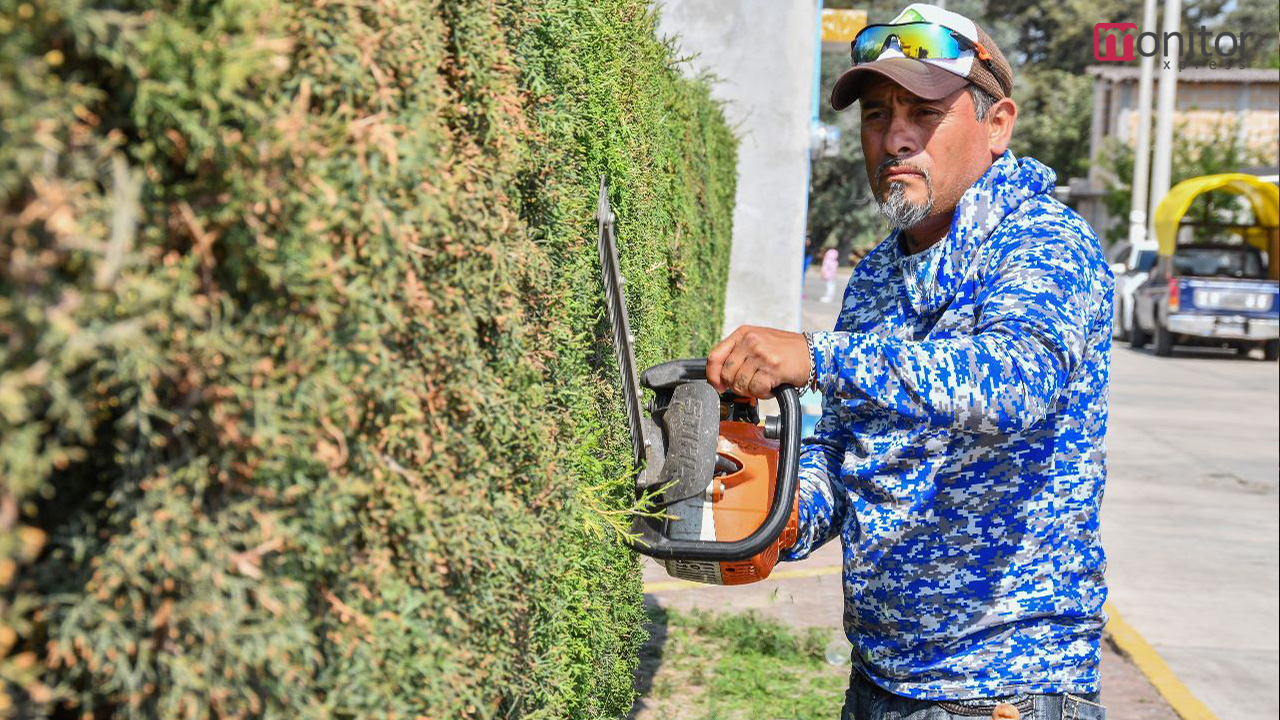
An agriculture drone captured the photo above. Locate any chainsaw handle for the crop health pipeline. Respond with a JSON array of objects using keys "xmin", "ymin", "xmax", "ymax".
[
  {"xmin": 626, "ymin": 370, "xmax": 801, "ymax": 562},
  {"xmin": 639, "ymin": 358, "xmax": 708, "ymax": 390}
]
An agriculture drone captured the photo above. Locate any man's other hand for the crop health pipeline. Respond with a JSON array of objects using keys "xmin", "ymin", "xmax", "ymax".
[{"xmin": 706, "ymin": 326, "xmax": 812, "ymax": 399}]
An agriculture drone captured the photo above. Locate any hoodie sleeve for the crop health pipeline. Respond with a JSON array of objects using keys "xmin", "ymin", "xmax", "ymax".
[
  {"xmin": 780, "ymin": 410, "xmax": 849, "ymax": 562},
  {"xmin": 810, "ymin": 231, "xmax": 1106, "ymax": 435}
]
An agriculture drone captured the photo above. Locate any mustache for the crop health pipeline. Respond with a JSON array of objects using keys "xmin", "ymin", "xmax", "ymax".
[{"xmin": 875, "ymin": 158, "xmax": 930, "ymax": 186}]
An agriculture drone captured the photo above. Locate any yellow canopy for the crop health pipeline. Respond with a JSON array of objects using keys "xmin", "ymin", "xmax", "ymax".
[{"xmin": 1153, "ymin": 173, "xmax": 1279, "ymax": 257}]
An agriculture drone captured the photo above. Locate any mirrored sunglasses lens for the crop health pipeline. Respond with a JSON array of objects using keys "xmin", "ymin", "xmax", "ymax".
[{"xmin": 851, "ymin": 23, "xmax": 962, "ymax": 64}]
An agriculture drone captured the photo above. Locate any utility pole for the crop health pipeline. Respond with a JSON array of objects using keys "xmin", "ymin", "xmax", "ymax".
[
  {"xmin": 1147, "ymin": 0, "xmax": 1183, "ymax": 237},
  {"xmin": 1127, "ymin": 0, "xmax": 1158, "ymax": 246}
]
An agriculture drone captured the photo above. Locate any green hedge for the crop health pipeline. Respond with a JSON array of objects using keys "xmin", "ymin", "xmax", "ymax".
[{"xmin": 0, "ymin": 0, "xmax": 736, "ymax": 716}]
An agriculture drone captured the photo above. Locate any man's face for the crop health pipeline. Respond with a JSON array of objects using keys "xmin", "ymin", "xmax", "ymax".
[{"xmin": 858, "ymin": 76, "xmax": 996, "ymax": 231}]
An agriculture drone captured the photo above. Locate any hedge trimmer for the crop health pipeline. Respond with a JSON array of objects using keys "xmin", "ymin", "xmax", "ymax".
[{"xmin": 596, "ymin": 176, "xmax": 801, "ymax": 586}]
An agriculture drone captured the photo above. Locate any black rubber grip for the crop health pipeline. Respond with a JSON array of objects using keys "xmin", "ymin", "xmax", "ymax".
[{"xmin": 626, "ymin": 360, "xmax": 800, "ymax": 562}]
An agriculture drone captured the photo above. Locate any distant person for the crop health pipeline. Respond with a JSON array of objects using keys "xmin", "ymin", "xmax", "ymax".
[
  {"xmin": 819, "ymin": 246, "xmax": 840, "ymax": 303},
  {"xmin": 705, "ymin": 4, "xmax": 1113, "ymax": 719}
]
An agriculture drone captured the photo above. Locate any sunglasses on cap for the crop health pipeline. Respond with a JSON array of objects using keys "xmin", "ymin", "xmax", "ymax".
[{"xmin": 851, "ymin": 21, "xmax": 993, "ymax": 66}]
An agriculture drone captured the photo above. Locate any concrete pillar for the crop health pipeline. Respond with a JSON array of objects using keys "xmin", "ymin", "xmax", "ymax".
[
  {"xmin": 1236, "ymin": 82, "xmax": 1251, "ymax": 153},
  {"xmin": 656, "ymin": 0, "xmax": 819, "ymax": 333},
  {"xmin": 1127, "ymin": 0, "xmax": 1158, "ymax": 247},
  {"xmin": 1088, "ymin": 77, "xmax": 1109, "ymax": 184},
  {"xmin": 1148, "ymin": 0, "xmax": 1182, "ymax": 231}
]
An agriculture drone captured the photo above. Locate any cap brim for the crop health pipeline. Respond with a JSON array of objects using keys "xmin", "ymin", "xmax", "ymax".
[{"xmin": 831, "ymin": 58, "xmax": 970, "ymax": 111}]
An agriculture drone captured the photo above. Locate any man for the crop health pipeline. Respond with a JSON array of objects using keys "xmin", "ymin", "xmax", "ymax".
[{"xmin": 705, "ymin": 5, "xmax": 1113, "ymax": 719}]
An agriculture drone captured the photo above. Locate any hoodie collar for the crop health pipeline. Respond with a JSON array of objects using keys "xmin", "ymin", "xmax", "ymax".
[{"xmin": 894, "ymin": 151, "xmax": 1057, "ymax": 317}]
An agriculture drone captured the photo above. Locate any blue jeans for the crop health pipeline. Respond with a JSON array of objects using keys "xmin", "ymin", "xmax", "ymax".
[{"xmin": 841, "ymin": 669, "xmax": 1105, "ymax": 720}]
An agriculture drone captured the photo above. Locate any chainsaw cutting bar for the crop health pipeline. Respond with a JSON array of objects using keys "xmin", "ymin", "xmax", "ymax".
[
  {"xmin": 596, "ymin": 175, "xmax": 649, "ymax": 470},
  {"xmin": 595, "ymin": 176, "xmax": 800, "ymax": 571}
]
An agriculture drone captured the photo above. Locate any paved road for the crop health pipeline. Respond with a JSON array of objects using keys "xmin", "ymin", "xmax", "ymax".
[
  {"xmin": 1104, "ymin": 340, "xmax": 1279, "ymax": 720},
  {"xmin": 640, "ymin": 266, "xmax": 1279, "ymax": 719}
]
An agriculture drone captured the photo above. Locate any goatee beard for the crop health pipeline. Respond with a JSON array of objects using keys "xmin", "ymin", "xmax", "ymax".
[{"xmin": 875, "ymin": 160, "xmax": 934, "ymax": 230}]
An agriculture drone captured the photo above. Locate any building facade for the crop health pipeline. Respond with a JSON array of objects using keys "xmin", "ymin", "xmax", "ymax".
[{"xmin": 1074, "ymin": 66, "xmax": 1279, "ymax": 239}]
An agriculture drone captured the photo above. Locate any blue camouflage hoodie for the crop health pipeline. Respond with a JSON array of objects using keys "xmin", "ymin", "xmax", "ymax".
[{"xmin": 784, "ymin": 151, "xmax": 1113, "ymax": 699}]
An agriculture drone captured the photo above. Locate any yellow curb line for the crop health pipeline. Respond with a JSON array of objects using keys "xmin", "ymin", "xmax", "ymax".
[
  {"xmin": 646, "ymin": 572, "xmax": 1217, "ymax": 720},
  {"xmin": 643, "ymin": 564, "xmax": 842, "ymax": 593},
  {"xmin": 1103, "ymin": 601, "xmax": 1219, "ymax": 720}
]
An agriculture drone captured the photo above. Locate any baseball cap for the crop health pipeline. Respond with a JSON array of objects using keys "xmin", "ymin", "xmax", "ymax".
[{"xmin": 831, "ymin": 3, "xmax": 1014, "ymax": 111}]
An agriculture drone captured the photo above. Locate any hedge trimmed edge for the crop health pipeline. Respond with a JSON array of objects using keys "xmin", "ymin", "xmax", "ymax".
[{"xmin": 0, "ymin": 0, "xmax": 736, "ymax": 717}]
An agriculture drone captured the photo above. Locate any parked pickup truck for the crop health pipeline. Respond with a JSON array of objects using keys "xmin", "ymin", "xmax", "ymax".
[
  {"xmin": 1107, "ymin": 239, "xmax": 1159, "ymax": 342},
  {"xmin": 1130, "ymin": 243, "xmax": 1280, "ymax": 359}
]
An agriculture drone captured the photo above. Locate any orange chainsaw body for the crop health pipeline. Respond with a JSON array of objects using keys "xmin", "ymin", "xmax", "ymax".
[{"xmin": 660, "ymin": 412, "xmax": 799, "ymax": 586}]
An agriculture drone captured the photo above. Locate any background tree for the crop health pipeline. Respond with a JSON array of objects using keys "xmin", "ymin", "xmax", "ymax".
[
  {"xmin": 808, "ymin": 45, "xmax": 884, "ymax": 262},
  {"xmin": 1097, "ymin": 120, "xmax": 1274, "ymax": 245},
  {"xmin": 1222, "ymin": 0, "xmax": 1280, "ymax": 67}
]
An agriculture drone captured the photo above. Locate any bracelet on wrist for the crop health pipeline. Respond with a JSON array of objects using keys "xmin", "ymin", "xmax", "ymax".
[{"xmin": 802, "ymin": 332, "xmax": 818, "ymax": 392}]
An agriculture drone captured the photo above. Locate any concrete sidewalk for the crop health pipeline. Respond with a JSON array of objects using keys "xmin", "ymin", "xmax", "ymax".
[{"xmin": 1103, "ymin": 345, "xmax": 1279, "ymax": 720}]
